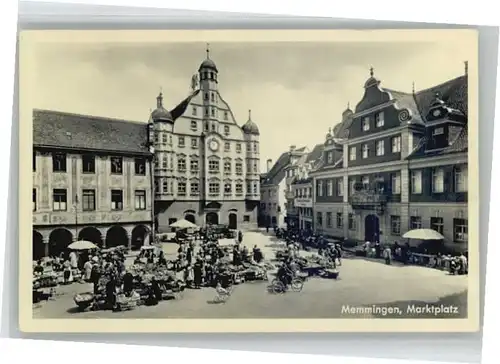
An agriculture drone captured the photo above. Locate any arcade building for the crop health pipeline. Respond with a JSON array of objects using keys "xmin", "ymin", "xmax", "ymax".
[
  {"xmin": 151, "ymin": 49, "xmax": 261, "ymax": 232},
  {"xmin": 32, "ymin": 110, "xmax": 157, "ymax": 260},
  {"xmin": 309, "ymin": 66, "xmax": 468, "ymax": 252}
]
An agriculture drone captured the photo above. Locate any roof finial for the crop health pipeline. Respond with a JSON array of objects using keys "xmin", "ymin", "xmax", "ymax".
[
  {"xmin": 328, "ymin": 127, "xmax": 332, "ymax": 134},
  {"xmin": 464, "ymin": 60, "xmax": 468, "ymax": 75},
  {"xmin": 206, "ymin": 43, "xmax": 210, "ymax": 59},
  {"xmin": 412, "ymin": 82, "xmax": 415, "ymax": 94},
  {"xmin": 435, "ymin": 91, "xmax": 441, "ymax": 100},
  {"xmin": 347, "ymin": 102, "xmax": 350, "ymax": 109},
  {"xmin": 156, "ymin": 89, "xmax": 163, "ymax": 108},
  {"xmin": 369, "ymin": 66, "xmax": 374, "ymax": 77},
  {"xmin": 248, "ymin": 109, "xmax": 252, "ymax": 121}
]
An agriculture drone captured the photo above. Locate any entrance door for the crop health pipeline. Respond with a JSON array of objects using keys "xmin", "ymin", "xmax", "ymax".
[
  {"xmin": 206, "ymin": 212, "xmax": 219, "ymax": 225},
  {"xmin": 364, "ymin": 214, "xmax": 380, "ymax": 243},
  {"xmin": 228, "ymin": 213, "xmax": 237, "ymax": 230}
]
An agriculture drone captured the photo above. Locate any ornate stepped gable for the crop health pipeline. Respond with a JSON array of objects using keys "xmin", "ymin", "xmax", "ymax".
[{"xmin": 328, "ymin": 71, "xmax": 468, "ymax": 159}]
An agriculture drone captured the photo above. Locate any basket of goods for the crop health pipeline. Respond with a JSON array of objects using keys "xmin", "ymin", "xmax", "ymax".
[
  {"xmin": 320, "ymin": 269, "xmax": 339, "ymax": 279},
  {"xmin": 115, "ymin": 291, "xmax": 141, "ymax": 311},
  {"xmin": 34, "ymin": 273, "xmax": 58, "ymax": 289},
  {"xmin": 233, "ymin": 272, "xmax": 245, "ymax": 285},
  {"xmin": 74, "ymin": 292, "xmax": 95, "ymax": 311}
]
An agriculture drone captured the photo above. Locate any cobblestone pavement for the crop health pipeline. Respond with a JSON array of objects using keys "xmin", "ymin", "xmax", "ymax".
[{"xmin": 33, "ymin": 229, "xmax": 468, "ymax": 319}]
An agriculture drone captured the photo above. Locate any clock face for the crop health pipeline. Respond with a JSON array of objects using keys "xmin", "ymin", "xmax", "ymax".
[
  {"xmin": 209, "ymin": 139, "xmax": 219, "ymax": 151},
  {"xmin": 433, "ymin": 109, "xmax": 441, "ymax": 117}
]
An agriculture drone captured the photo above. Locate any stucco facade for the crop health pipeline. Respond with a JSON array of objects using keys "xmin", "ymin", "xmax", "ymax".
[
  {"xmin": 32, "ymin": 111, "xmax": 154, "ymax": 260},
  {"xmin": 152, "ymin": 50, "xmax": 260, "ymax": 231}
]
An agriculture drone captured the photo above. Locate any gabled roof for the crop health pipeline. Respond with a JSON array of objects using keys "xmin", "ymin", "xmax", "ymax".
[
  {"xmin": 170, "ymin": 90, "xmax": 201, "ymax": 121},
  {"xmin": 306, "ymin": 143, "xmax": 324, "ymax": 165},
  {"xmin": 382, "ymin": 88, "xmax": 424, "ymax": 125},
  {"xmin": 33, "ymin": 109, "xmax": 151, "ymax": 155},
  {"xmin": 333, "ymin": 74, "xmax": 468, "ymax": 140},
  {"xmin": 261, "ymin": 152, "xmax": 291, "ymax": 186},
  {"xmin": 414, "ymin": 75, "xmax": 468, "ymax": 119}
]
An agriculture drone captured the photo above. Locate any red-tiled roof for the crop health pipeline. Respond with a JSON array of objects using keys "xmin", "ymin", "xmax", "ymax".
[{"xmin": 33, "ymin": 109, "xmax": 151, "ymax": 155}]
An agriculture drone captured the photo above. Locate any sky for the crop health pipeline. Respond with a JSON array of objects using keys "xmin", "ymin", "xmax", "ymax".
[{"xmin": 31, "ymin": 40, "xmax": 471, "ymax": 170}]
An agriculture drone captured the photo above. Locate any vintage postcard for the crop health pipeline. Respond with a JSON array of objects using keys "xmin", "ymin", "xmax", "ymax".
[{"xmin": 19, "ymin": 29, "xmax": 480, "ymax": 333}]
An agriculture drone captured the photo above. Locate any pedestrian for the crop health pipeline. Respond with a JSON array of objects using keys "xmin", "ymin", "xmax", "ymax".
[
  {"xmin": 83, "ymin": 258, "xmax": 93, "ymax": 282},
  {"xmin": 193, "ymin": 259, "xmax": 203, "ymax": 289},
  {"xmin": 383, "ymin": 246, "xmax": 392, "ymax": 265}
]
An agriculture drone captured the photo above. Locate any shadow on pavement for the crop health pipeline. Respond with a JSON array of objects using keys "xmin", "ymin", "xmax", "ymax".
[{"xmin": 362, "ymin": 290, "xmax": 468, "ymax": 319}]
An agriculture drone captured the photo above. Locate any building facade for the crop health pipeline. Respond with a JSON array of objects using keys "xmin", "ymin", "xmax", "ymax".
[
  {"xmin": 291, "ymin": 177, "xmax": 314, "ymax": 231},
  {"xmin": 284, "ymin": 144, "xmax": 323, "ymax": 229},
  {"xmin": 32, "ymin": 110, "xmax": 155, "ymax": 260},
  {"xmin": 152, "ymin": 50, "xmax": 261, "ymax": 232},
  {"xmin": 310, "ymin": 67, "xmax": 468, "ymax": 252}
]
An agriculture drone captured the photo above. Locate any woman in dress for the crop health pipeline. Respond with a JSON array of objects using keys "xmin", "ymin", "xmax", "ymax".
[{"xmin": 83, "ymin": 259, "xmax": 93, "ymax": 281}]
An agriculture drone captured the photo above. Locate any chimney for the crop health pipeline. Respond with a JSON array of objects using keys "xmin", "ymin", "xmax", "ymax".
[
  {"xmin": 289, "ymin": 145, "xmax": 296, "ymax": 152},
  {"xmin": 266, "ymin": 159, "xmax": 272, "ymax": 172}
]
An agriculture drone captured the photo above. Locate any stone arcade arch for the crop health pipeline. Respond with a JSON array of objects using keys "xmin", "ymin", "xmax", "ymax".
[
  {"xmin": 48, "ymin": 228, "xmax": 73, "ymax": 257},
  {"xmin": 184, "ymin": 210, "xmax": 196, "ymax": 225},
  {"xmin": 105, "ymin": 225, "xmax": 129, "ymax": 249},
  {"xmin": 78, "ymin": 227, "xmax": 103, "ymax": 247},
  {"xmin": 131, "ymin": 225, "xmax": 150, "ymax": 251},
  {"xmin": 33, "ymin": 230, "xmax": 45, "ymax": 261},
  {"xmin": 205, "ymin": 212, "xmax": 219, "ymax": 225}
]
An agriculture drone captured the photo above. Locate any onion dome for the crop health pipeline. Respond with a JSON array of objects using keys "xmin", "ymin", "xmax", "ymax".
[
  {"xmin": 151, "ymin": 92, "xmax": 173, "ymax": 123},
  {"xmin": 364, "ymin": 67, "xmax": 381, "ymax": 89},
  {"xmin": 342, "ymin": 102, "xmax": 353, "ymax": 121},
  {"xmin": 198, "ymin": 44, "xmax": 218, "ymax": 72},
  {"xmin": 242, "ymin": 109, "xmax": 260, "ymax": 135}
]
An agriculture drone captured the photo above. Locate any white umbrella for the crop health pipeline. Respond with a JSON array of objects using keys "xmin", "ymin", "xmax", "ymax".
[
  {"xmin": 67, "ymin": 240, "xmax": 98, "ymax": 250},
  {"xmin": 169, "ymin": 218, "xmax": 198, "ymax": 229},
  {"xmin": 402, "ymin": 229, "xmax": 444, "ymax": 240}
]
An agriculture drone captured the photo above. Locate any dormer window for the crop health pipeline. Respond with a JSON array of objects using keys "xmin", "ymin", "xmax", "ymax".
[
  {"xmin": 362, "ymin": 117, "xmax": 370, "ymax": 131},
  {"xmin": 375, "ymin": 112, "xmax": 384, "ymax": 127},
  {"xmin": 430, "ymin": 126, "xmax": 447, "ymax": 149},
  {"xmin": 192, "ymin": 106, "xmax": 197, "ymax": 115},
  {"xmin": 327, "ymin": 152, "xmax": 333, "ymax": 164}
]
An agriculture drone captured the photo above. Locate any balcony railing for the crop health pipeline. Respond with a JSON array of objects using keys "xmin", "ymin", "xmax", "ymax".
[{"xmin": 349, "ymin": 190, "xmax": 388, "ymax": 211}]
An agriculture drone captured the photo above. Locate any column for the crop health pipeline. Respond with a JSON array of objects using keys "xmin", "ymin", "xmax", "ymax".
[
  {"xmin": 127, "ymin": 232, "xmax": 132, "ymax": 250},
  {"xmin": 43, "ymin": 237, "xmax": 49, "ymax": 257},
  {"xmin": 400, "ymin": 167, "xmax": 410, "ymax": 233},
  {"xmin": 101, "ymin": 234, "xmax": 106, "ymax": 249}
]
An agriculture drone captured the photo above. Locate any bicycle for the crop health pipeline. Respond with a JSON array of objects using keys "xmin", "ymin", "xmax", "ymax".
[{"xmin": 271, "ymin": 276, "xmax": 304, "ymax": 294}]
